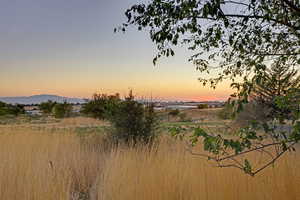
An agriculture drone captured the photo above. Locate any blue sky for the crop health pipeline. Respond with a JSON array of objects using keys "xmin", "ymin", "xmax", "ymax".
[{"xmin": 0, "ymin": 0, "xmax": 231, "ymax": 100}]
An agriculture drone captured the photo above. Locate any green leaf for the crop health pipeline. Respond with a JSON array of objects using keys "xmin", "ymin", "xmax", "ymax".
[{"xmin": 244, "ymin": 159, "xmax": 252, "ymax": 175}]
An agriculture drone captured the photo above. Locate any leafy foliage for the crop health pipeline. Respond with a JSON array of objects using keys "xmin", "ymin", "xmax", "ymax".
[
  {"xmin": 172, "ymin": 119, "xmax": 300, "ymax": 176},
  {"xmin": 178, "ymin": 112, "xmax": 191, "ymax": 122},
  {"xmin": 252, "ymin": 63, "xmax": 300, "ymax": 121},
  {"xmin": 231, "ymin": 63, "xmax": 300, "ymax": 121},
  {"xmin": 197, "ymin": 104, "xmax": 209, "ymax": 109},
  {"xmin": 39, "ymin": 101, "xmax": 57, "ymax": 115},
  {"xmin": 0, "ymin": 101, "xmax": 25, "ymax": 116},
  {"xmin": 217, "ymin": 100, "xmax": 234, "ymax": 120},
  {"xmin": 119, "ymin": 0, "xmax": 300, "ymax": 87},
  {"xmin": 121, "ymin": 0, "xmax": 300, "ymax": 175},
  {"xmin": 206, "ymin": 76, "xmax": 299, "ymax": 175},
  {"xmin": 81, "ymin": 93, "xmax": 121, "ymax": 120},
  {"xmin": 52, "ymin": 102, "xmax": 73, "ymax": 118},
  {"xmin": 229, "ymin": 63, "xmax": 300, "ymax": 124},
  {"xmin": 109, "ymin": 91, "xmax": 158, "ymax": 145},
  {"xmin": 233, "ymin": 101, "xmax": 270, "ymax": 126},
  {"xmin": 168, "ymin": 109, "xmax": 180, "ymax": 117},
  {"xmin": 81, "ymin": 91, "xmax": 158, "ymax": 145}
]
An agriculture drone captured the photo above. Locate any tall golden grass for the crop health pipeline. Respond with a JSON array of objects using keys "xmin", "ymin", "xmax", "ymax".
[
  {"xmin": 99, "ymin": 137, "xmax": 300, "ymax": 200},
  {"xmin": 0, "ymin": 128, "xmax": 104, "ymax": 200},
  {"xmin": 0, "ymin": 127, "xmax": 299, "ymax": 200}
]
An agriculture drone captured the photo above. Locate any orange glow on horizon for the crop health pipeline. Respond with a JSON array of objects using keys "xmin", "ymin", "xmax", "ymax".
[{"xmin": 0, "ymin": 84, "xmax": 233, "ymax": 101}]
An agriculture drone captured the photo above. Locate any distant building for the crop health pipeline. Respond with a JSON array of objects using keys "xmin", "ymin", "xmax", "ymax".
[
  {"xmin": 24, "ymin": 106, "xmax": 42, "ymax": 116},
  {"xmin": 72, "ymin": 105, "xmax": 82, "ymax": 113},
  {"xmin": 152, "ymin": 101, "xmax": 225, "ymax": 110}
]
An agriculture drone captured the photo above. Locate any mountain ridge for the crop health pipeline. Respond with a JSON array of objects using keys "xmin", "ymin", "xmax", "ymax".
[{"xmin": 0, "ymin": 94, "xmax": 86, "ymax": 105}]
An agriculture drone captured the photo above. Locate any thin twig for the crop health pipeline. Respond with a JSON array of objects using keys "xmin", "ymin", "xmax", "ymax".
[
  {"xmin": 217, "ymin": 141, "xmax": 286, "ymax": 162},
  {"xmin": 252, "ymin": 142, "xmax": 296, "ymax": 175}
]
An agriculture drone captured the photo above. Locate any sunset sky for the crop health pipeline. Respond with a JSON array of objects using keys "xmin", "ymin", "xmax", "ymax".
[{"xmin": 0, "ymin": 0, "xmax": 232, "ymax": 101}]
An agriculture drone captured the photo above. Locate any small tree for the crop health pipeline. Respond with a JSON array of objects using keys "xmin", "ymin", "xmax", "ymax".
[
  {"xmin": 168, "ymin": 109, "xmax": 180, "ymax": 117},
  {"xmin": 120, "ymin": 0, "xmax": 300, "ymax": 88},
  {"xmin": 10, "ymin": 104, "xmax": 25, "ymax": 116},
  {"xmin": 217, "ymin": 100, "xmax": 234, "ymax": 120},
  {"xmin": 52, "ymin": 102, "xmax": 73, "ymax": 118},
  {"xmin": 250, "ymin": 63, "xmax": 300, "ymax": 122},
  {"xmin": 197, "ymin": 104, "xmax": 209, "ymax": 109},
  {"xmin": 121, "ymin": 0, "xmax": 300, "ymax": 175},
  {"xmin": 81, "ymin": 93, "xmax": 120, "ymax": 120},
  {"xmin": 109, "ymin": 91, "xmax": 158, "ymax": 145},
  {"xmin": 39, "ymin": 101, "xmax": 57, "ymax": 115},
  {"xmin": 179, "ymin": 112, "xmax": 191, "ymax": 122},
  {"xmin": 0, "ymin": 101, "xmax": 25, "ymax": 116},
  {"xmin": 233, "ymin": 101, "xmax": 270, "ymax": 126}
]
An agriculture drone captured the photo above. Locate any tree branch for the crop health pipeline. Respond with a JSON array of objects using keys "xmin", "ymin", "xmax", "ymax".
[
  {"xmin": 223, "ymin": 1, "xmax": 252, "ymax": 7},
  {"xmin": 252, "ymin": 142, "xmax": 296, "ymax": 175},
  {"xmin": 282, "ymin": 0, "xmax": 300, "ymax": 13},
  {"xmin": 217, "ymin": 142, "xmax": 284, "ymax": 162},
  {"xmin": 255, "ymin": 52, "xmax": 300, "ymax": 56},
  {"xmin": 223, "ymin": 14, "xmax": 299, "ymax": 30}
]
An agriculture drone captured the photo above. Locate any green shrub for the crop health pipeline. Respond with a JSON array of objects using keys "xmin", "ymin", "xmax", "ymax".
[
  {"xmin": 39, "ymin": 101, "xmax": 57, "ymax": 115},
  {"xmin": 109, "ymin": 91, "xmax": 158, "ymax": 145},
  {"xmin": 81, "ymin": 93, "xmax": 120, "ymax": 120},
  {"xmin": 234, "ymin": 101, "xmax": 271, "ymax": 127},
  {"xmin": 248, "ymin": 63, "xmax": 300, "ymax": 122},
  {"xmin": 197, "ymin": 104, "xmax": 209, "ymax": 109},
  {"xmin": 52, "ymin": 102, "xmax": 73, "ymax": 118},
  {"xmin": 168, "ymin": 109, "xmax": 180, "ymax": 117},
  {"xmin": 178, "ymin": 112, "xmax": 192, "ymax": 122},
  {"xmin": 0, "ymin": 101, "xmax": 25, "ymax": 116},
  {"xmin": 217, "ymin": 102, "xmax": 234, "ymax": 120},
  {"xmin": 81, "ymin": 91, "xmax": 158, "ymax": 145}
]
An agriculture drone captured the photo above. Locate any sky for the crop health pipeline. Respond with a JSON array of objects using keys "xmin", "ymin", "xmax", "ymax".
[{"xmin": 0, "ymin": 0, "xmax": 232, "ymax": 101}]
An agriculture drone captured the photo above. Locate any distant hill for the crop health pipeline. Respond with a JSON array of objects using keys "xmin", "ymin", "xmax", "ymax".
[{"xmin": 0, "ymin": 95, "xmax": 86, "ymax": 105}]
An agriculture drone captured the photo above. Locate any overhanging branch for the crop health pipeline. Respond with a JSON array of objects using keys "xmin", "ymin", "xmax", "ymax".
[{"xmin": 282, "ymin": 0, "xmax": 300, "ymax": 13}]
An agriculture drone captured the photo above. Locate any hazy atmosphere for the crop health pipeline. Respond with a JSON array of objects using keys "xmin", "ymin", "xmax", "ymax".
[{"xmin": 0, "ymin": 0, "xmax": 231, "ymax": 100}]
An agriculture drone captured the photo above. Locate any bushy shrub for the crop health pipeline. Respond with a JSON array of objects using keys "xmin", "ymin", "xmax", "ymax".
[
  {"xmin": 109, "ymin": 91, "xmax": 158, "ymax": 145},
  {"xmin": 168, "ymin": 109, "xmax": 180, "ymax": 117},
  {"xmin": 218, "ymin": 99, "xmax": 270, "ymax": 127},
  {"xmin": 80, "ymin": 91, "xmax": 158, "ymax": 145},
  {"xmin": 217, "ymin": 102, "xmax": 234, "ymax": 120},
  {"xmin": 249, "ymin": 63, "xmax": 300, "ymax": 122},
  {"xmin": 197, "ymin": 104, "xmax": 209, "ymax": 109},
  {"xmin": 234, "ymin": 102, "xmax": 271, "ymax": 127},
  {"xmin": 178, "ymin": 112, "xmax": 192, "ymax": 122},
  {"xmin": 81, "ymin": 93, "xmax": 120, "ymax": 120},
  {"xmin": 39, "ymin": 101, "xmax": 57, "ymax": 115},
  {"xmin": 52, "ymin": 102, "xmax": 73, "ymax": 118},
  {"xmin": 0, "ymin": 101, "xmax": 25, "ymax": 116}
]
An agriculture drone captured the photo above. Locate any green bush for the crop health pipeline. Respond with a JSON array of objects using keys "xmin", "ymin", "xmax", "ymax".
[
  {"xmin": 168, "ymin": 109, "xmax": 180, "ymax": 117},
  {"xmin": 81, "ymin": 91, "xmax": 158, "ymax": 145},
  {"xmin": 81, "ymin": 93, "xmax": 120, "ymax": 120},
  {"xmin": 39, "ymin": 101, "xmax": 57, "ymax": 115},
  {"xmin": 248, "ymin": 63, "xmax": 300, "ymax": 122},
  {"xmin": 217, "ymin": 102, "xmax": 234, "ymax": 120},
  {"xmin": 52, "ymin": 102, "xmax": 73, "ymax": 118},
  {"xmin": 0, "ymin": 101, "xmax": 25, "ymax": 116},
  {"xmin": 234, "ymin": 102, "xmax": 272, "ymax": 127},
  {"xmin": 197, "ymin": 104, "xmax": 209, "ymax": 109},
  {"xmin": 178, "ymin": 112, "xmax": 192, "ymax": 122},
  {"xmin": 109, "ymin": 91, "xmax": 158, "ymax": 145}
]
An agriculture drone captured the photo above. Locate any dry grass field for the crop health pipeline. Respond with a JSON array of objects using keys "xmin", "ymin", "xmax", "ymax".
[
  {"xmin": 0, "ymin": 112, "xmax": 299, "ymax": 200},
  {"xmin": 100, "ymin": 139, "xmax": 300, "ymax": 200}
]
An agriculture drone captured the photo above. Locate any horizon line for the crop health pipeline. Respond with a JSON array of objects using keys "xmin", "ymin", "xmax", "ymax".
[{"xmin": 0, "ymin": 93, "xmax": 228, "ymax": 102}]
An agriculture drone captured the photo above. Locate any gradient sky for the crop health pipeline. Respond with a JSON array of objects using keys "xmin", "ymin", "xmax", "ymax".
[{"xmin": 0, "ymin": 0, "xmax": 232, "ymax": 101}]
